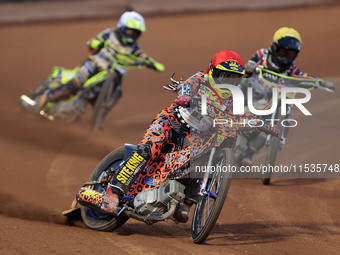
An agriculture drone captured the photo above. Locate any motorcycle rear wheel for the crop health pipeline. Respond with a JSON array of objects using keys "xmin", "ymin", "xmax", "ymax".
[
  {"xmin": 81, "ymin": 147, "xmax": 129, "ymax": 231},
  {"xmin": 191, "ymin": 148, "xmax": 233, "ymax": 244}
]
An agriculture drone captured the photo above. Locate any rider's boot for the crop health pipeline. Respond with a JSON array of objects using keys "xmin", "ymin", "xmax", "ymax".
[
  {"xmin": 76, "ymin": 144, "xmax": 152, "ymax": 215},
  {"xmin": 241, "ymin": 133, "xmax": 266, "ymax": 166},
  {"xmin": 19, "ymin": 78, "xmax": 50, "ymax": 111},
  {"xmin": 241, "ymin": 148, "xmax": 254, "ymax": 166}
]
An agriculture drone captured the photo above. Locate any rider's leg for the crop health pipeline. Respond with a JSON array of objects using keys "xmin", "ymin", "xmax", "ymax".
[
  {"xmin": 39, "ymin": 58, "xmax": 98, "ymax": 107},
  {"xmin": 76, "ymin": 143, "xmax": 154, "ymax": 215},
  {"xmin": 103, "ymin": 108, "xmax": 179, "ymax": 214},
  {"xmin": 19, "ymin": 78, "xmax": 51, "ymax": 110},
  {"xmin": 102, "ymin": 143, "xmax": 152, "ymax": 214},
  {"xmin": 77, "ymin": 107, "xmax": 176, "ymax": 215},
  {"xmin": 241, "ymin": 132, "xmax": 266, "ymax": 166}
]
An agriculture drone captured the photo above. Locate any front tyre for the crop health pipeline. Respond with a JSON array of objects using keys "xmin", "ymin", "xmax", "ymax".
[
  {"xmin": 262, "ymin": 135, "xmax": 280, "ymax": 185},
  {"xmin": 262, "ymin": 114, "xmax": 285, "ymax": 185},
  {"xmin": 90, "ymin": 73, "xmax": 117, "ymax": 132},
  {"xmin": 191, "ymin": 148, "xmax": 233, "ymax": 244},
  {"xmin": 81, "ymin": 147, "xmax": 129, "ymax": 231}
]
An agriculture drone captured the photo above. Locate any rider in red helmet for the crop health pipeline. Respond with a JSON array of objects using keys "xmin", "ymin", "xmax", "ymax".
[{"xmin": 75, "ymin": 50, "xmax": 279, "ymax": 222}]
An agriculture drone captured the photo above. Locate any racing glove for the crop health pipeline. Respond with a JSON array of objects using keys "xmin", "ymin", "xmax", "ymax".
[{"xmin": 145, "ymin": 57, "xmax": 165, "ymax": 72}]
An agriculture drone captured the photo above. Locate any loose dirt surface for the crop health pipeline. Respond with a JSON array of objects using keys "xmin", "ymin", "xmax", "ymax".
[{"xmin": 0, "ymin": 4, "xmax": 339, "ymax": 255}]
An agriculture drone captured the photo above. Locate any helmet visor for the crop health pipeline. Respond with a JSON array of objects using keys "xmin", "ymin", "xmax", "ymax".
[
  {"xmin": 277, "ymin": 47, "xmax": 299, "ymax": 60},
  {"xmin": 125, "ymin": 28, "xmax": 141, "ymax": 37},
  {"xmin": 277, "ymin": 37, "xmax": 301, "ymax": 51},
  {"xmin": 212, "ymin": 69, "xmax": 243, "ymax": 85},
  {"xmin": 119, "ymin": 27, "xmax": 142, "ymax": 45}
]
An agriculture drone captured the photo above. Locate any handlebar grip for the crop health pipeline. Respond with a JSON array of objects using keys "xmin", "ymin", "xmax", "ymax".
[{"xmin": 316, "ymin": 80, "xmax": 335, "ymax": 93}]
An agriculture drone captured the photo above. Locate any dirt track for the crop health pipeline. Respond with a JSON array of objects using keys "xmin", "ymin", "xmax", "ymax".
[{"xmin": 0, "ymin": 4, "xmax": 339, "ymax": 255}]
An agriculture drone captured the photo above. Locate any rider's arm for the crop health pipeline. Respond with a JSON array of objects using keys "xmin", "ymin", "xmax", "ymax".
[
  {"xmin": 86, "ymin": 28, "xmax": 112, "ymax": 54},
  {"xmin": 132, "ymin": 45, "xmax": 165, "ymax": 72},
  {"xmin": 289, "ymin": 65, "xmax": 314, "ymax": 78},
  {"xmin": 132, "ymin": 44, "xmax": 147, "ymax": 58},
  {"xmin": 175, "ymin": 72, "xmax": 203, "ymax": 107},
  {"xmin": 244, "ymin": 49, "xmax": 266, "ymax": 76}
]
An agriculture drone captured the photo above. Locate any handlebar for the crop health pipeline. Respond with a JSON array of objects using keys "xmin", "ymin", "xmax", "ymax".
[
  {"xmin": 163, "ymin": 73, "xmax": 183, "ymax": 92},
  {"xmin": 314, "ymin": 80, "xmax": 335, "ymax": 93},
  {"xmin": 255, "ymin": 66, "xmax": 335, "ymax": 93}
]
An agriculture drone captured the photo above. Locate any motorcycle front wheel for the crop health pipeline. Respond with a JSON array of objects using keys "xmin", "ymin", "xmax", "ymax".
[
  {"xmin": 81, "ymin": 147, "xmax": 129, "ymax": 231},
  {"xmin": 191, "ymin": 148, "xmax": 233, "ymax": 244},
  {"xmin": 262, "ymin": 112, "xmax": 287, "ymax": 185},
  {"xmin": 90, "ymin": 72, "xmax": 117, "ymax": 132}
]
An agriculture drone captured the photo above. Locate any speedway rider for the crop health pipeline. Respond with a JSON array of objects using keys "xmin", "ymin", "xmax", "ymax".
[
  {"xmin": 76, "ymin": 50, "xmax": 279, "ymax": 222},
  {"xmin": 21, "ymin": 11, "xmax": 164, "ymax": 111},
  {"xmin": 237, "ymin": 27, "xmax": 335, "ymax": 166}
]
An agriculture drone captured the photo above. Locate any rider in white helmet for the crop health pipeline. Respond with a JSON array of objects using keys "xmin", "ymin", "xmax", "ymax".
[{"xmin": 22, "ymin": 11, "xmax": 164, "ymax": 111}]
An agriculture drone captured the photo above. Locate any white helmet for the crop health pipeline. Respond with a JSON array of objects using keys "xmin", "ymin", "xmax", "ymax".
[{"xmin": 116, "ymin": 11, "xmax": 146, "ymax": 46}]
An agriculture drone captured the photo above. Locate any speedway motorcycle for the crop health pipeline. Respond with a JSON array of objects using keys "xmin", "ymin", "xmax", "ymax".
[
  {"xmin": 63, "ymin": 79, "xmax": 278, "ymax": 243},
  {"xmin": 234, "ymin": 67, "xmax": 335, "ymax": 185},
  {"xmin": 19, "ymin": 44, "xmax": 160, "ymax": 132}
]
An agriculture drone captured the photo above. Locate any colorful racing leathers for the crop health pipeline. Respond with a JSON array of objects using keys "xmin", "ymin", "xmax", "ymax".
[
  {"xmin": 242, "ymin": 48, "xmax": 313, "ymax": 101},
  {"xmin": 39, "ymin": 28, "xmax": 163, "ymax": 106},
  {"xmin": 110, "ymin": 71, "xmax": 234, "ymax": 195},
  {"xmin": 238, "ymin": 48, "xmax": 317, "ymax": 165}
]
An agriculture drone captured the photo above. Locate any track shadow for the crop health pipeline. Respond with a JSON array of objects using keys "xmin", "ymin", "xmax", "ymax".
[
  {"xmin": 204, "ymin": 221, "xmax": 340, "ymax": 245},
  {"xmin": 115, "ymin": 220, "xmax": 340, "ymax": 245},
  {"xmin": 116, "ymin": 221, "xmax": 191, "ymax": 238},
  {"xmin": 5, "ymin": 188, "xmax": 336, "ymax": 246}
]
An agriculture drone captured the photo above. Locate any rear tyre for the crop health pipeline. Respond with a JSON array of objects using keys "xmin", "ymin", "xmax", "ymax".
[
  {"xmin": 81, "ymin": 147, "xmax": 129, "ymax": 231},
  {"xmin": 191, "ymin": 148, "xmax": 233, "ymax": 244}
]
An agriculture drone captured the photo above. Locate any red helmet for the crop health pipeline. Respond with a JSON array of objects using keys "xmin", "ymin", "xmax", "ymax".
[{"xmin": 207, "ymin": 50, "xmax": 245, "ymax": 99}]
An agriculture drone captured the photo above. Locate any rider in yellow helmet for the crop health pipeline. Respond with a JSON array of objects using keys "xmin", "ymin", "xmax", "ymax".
[
  {"xmin": 238, "ymin": 27, "xmax": 304, "ymax": 166},
  {"xmin": 239, "ymin": 27, "xmax": 333, "ymax": 166},
  {"xmin": 245, "ymin": 27, "xmax": 303, "ymax": 75}
]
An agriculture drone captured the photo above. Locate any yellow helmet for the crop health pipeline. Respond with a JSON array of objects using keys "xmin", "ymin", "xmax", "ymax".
[
  {"xmin": 270, "ymin": 27, "xmax": 302, "ymax": 71},
  {"xmin": 272, "ymin": 27, "xmax": 302, "ymax": 45},
  {"xmin": 207, "ymin": 50, "xmax": 245, "ymax": 99}
]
